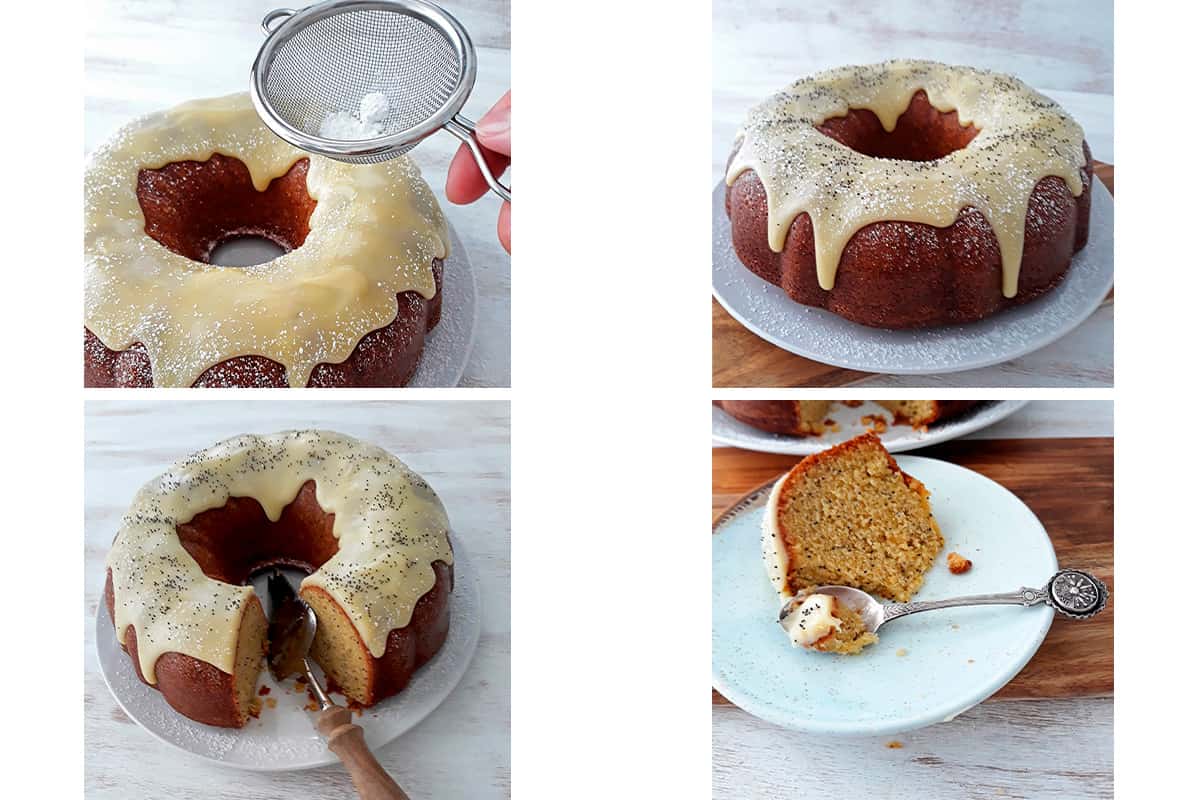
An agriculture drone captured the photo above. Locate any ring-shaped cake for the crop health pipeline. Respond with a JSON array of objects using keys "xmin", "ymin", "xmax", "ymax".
[
  {"xmin": 725, "ymin": 60, "xmax": 1093, "ymax": 329},
  {"xmin": 85, "ymin": 93, "xmax": 450, "ymax": 387},
  {"xmin": 104, "ymin": 430, "xmax": 455, "ymax": 728}
]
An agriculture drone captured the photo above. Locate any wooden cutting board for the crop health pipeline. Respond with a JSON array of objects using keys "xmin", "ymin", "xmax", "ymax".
[
  {"xmin": 712, "ymin": 164, "xmax": 1115, "ymax": 387},
  {"xmin": 712, "ymin": 436, "xmax": 1114, "ymax": 705}
]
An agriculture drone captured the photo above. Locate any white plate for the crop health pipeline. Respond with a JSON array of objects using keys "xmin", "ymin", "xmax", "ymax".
[
  {"xmin": 409, "ymin": 221, "xmax": 478, "ymax": 388},
  {"xmin": 96, "ymin": 533, "xmax": 481, "ymax": 771},
  {"xmin": 712, "ymin": 456, "xmax": 1058, "ymax": 736},
  {"xmin": 712, "ymin": 400, "xmax": 1027, "ymax": 454},
  {"xmin": 711, "ymin": 181, "xmax": 1113, "ymax": 375}
]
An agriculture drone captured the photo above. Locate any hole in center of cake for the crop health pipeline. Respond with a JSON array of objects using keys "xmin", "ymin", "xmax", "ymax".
[
  {"xmin": 174, "ymin": 480, "xmax": 338, "ymax": 586},
  {"xmin": 136, "ymin": 153, "xmax": 317, "ymax": 265},
  {"xmin": 817, "ymin": 89, "xmax": 980, "ymax": 162},
  {"xmin": 210, "ymin": 235, "xmax": 288, "ymax": 267}
]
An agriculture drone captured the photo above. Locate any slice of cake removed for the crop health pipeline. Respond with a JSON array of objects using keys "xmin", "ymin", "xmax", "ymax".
[
  {"xmin": 876, "ymin": 400, "xmax": 978, "ymax": 429},
  {"xmin": 780, "ymin": 592, "xmax": 879, "ymax": 654},
  {"xmin": 762, "ymin": 432, "xmax": 943, "ymax": 604}
]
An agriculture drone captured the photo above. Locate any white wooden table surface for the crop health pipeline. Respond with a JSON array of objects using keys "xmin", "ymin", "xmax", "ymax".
[
  {"xmin": 712, "ymin": 399, "xmax": 1113, "ymax": 799},
  {"xmin": 712, "ymin": 0, "xmax": 1113, "ymax": 388},
  {"xmin": 85, "ymin": 0, "xmax": 511, "ymax": 387},
  {"xmin": 84, "ymin": 400, "xmax": 511, "ymax": 799}
]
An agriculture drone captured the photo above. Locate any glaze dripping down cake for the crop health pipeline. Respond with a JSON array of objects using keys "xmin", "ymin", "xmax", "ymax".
[
  {"xmin": 104, "ymin": 430, "xmax": 454, "ymax": 727},
  {"xmin": 725, "ymin": 60, "xmax": 1093, "ymax": 328},
  {"xmin": 84, "ymin": 93, "xmax": 450, "ymax": 387}
]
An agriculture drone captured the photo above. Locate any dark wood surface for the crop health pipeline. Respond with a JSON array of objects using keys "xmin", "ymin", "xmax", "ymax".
[
  {"xmin": 712, "ymin": 436, "xmax": 1114, "ymax": 704},
  {"xmin": 712, "ymin": 164, "xmax": 1115, "ymax": 387}
]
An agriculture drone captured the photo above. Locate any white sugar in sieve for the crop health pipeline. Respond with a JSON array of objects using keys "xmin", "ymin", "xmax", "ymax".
[{"xmin": 250, "ymin": 0, "xmax": 510, "ymax": 201}]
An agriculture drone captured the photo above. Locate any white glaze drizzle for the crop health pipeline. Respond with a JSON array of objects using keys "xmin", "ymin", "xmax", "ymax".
[
  {"xmin": 761, "ymin": 476, "xmax": 792, "ymax": 600},
  {"xmin": 726, "ymin": 60, "xmax": 1087, "ymax": 298},
  {"xmin": 107, "ymin": 431, "xmax": 453, "ymax": 683},
  {"xmin": 85, "ymin": 93, "xmax": 450, "ymax": 387},
  {"xmin": 781, "ymin": 594, "xmax": 842, "ymax": 648}
]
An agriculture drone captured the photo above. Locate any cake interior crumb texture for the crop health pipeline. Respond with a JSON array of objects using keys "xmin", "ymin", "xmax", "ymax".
[
  {"xmin": 776, "ymin": 432, "xmax": 944, "ymax": 602},
  {"xmin": 813, "ymin": 597, "xmax": 879, "ymax": 655}
]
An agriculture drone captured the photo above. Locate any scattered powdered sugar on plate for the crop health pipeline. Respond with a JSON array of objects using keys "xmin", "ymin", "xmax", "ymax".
[
  {"xmin": 95, "ymin": 533, "xmax": 481, "ymax": 770},
  {"xmin": 409, "ymin": 222, "xmax": 477, "ymax": 387},
  {"xmin": 711, "ymin": 181, "xmax": 1114, "ymax": 375}
]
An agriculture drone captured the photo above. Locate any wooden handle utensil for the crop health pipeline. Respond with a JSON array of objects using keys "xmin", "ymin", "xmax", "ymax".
[{"xmin": 317, "ymin": 705, "xmax": 410, "ymax": 800}]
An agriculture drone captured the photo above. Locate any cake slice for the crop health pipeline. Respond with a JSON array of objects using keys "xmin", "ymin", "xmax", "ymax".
[{"xmin": 762, "ymin": 432, "xmax": 943, "ymax": 604}]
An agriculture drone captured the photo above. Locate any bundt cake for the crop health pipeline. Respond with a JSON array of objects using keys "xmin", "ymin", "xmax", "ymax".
[
  {"xmin": 725, "ymin": 60, "xmax": 1093, "ymax": 328},
  {"xmin": 716, "ymin": 400, "xmax": 838, "ymax": 436},
  {"xmin": 84, "ymin": 93, "xmax": 450, "ymax": 387},
  {"xmin": 779, "ymin": 591, "xmax": 878, "ymax": 655},
  {"xmin": 762, "ymin": 432, "xmax": 943, "ymax": 603},
  {"xmin": 716, "ymin": 399, "xmax": 979, "ymax": 436},
  {"xmin": 104, "ymin": 431, "xmax": 454, "ymax": 728}
]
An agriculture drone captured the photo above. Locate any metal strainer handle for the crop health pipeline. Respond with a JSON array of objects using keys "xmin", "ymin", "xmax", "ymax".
[
  {"xmin": 262, "ymin": 8, "xmax": 295, "ymax": 35},
  {"xmin": 446, "ymin": 116, "xmax": 511, "ymax": 202}
]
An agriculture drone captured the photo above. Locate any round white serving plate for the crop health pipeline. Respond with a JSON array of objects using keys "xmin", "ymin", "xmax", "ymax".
[
  {"xmin": 712, "ymin": 456, "xmax": 1058, "ymax": 736},
  {"xmin": 712, "ymin": 400, "xmax": 1027, "ymax": 454},
  {"xmin": 96, "ymin": 533, "xmax": 481, "ymax": 771},
  {"xmin": 711, "ymin": 181, "xmax": 1114, "ymax": 375},
  {"xmin": 409, "ymin": 221, "xmax": 478, "ymax": 388}
]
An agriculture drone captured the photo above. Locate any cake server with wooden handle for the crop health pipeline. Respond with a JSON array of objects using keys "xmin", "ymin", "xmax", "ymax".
[{"xmin": 267, "ymin": 571, "xmax": 410, "ymax": 800}]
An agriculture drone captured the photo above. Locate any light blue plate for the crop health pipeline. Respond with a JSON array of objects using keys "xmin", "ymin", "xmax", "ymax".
[{"xmin": 712, "ymin": 455, "xmax": 1057, "ymax": 736}]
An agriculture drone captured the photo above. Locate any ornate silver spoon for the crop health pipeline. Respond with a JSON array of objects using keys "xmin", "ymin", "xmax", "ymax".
[{"xmin": 778, "ymin": 569, "xmax": 1108, "ymax": 635}]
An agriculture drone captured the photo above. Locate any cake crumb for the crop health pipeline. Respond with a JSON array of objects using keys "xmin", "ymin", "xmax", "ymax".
[
  {"xmin": 886, "ymin": 741, "xmax": 904, "ymax": 749},
  {"xmin": 896, "ymin": 648, "xmax": 908, "ymax": 657},
  {"xmin": 948, "ymin": 552, "xmax": 973, "ymax": 574},
  {"xmin": 861, "ymin": 414, "xmax": 889, "ymax": 433},
  {"xmin": 249, "ymin": 697, "xmax": 263, "ymax": 718},
  {"xmin": 257, "ymin": 685, "xmax": 271, "ymax": 696},
  {"xmin": 265, "ymin": 697, "xmax": 278, "ymax": 709}
]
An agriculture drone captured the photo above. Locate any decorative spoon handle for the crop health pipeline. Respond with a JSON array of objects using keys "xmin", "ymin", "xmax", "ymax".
[
  {"xmin": 317, "ymin": 704, "xmax": 410, "ymax": 800},
  {"xmin": 881, "ymin": 569, "xmax": 1108, "ymax": 626}
]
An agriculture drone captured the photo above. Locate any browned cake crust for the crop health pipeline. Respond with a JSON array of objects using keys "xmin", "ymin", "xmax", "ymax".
[
  {"xmin": 725, "ymin": 90, "xmax": 1093, "ymax": 329},
  {"xmin": 105, "ymin": 574, "xmax": 263, "ymax": 727},
  {"xmin": 84, "ymin": 154, "xmax": 442, "ymax": 387},
  {"xmin": 104, "ymin": 479, "xmax": 452, "ymax": 727},
  {"xmin": 715, "ymin": 400, "xmax": 827, "ymax": 435}
]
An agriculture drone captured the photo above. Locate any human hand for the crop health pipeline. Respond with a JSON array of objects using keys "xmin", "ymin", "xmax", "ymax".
[{"xmin": 446, "ymin": 91, "xmax": 511, "ymax": 253}]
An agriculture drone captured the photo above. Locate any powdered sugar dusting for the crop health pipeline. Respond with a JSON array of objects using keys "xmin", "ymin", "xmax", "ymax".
[{"xmin": 84, "ymin": 93, "xmax": 449, "ymax": 387}]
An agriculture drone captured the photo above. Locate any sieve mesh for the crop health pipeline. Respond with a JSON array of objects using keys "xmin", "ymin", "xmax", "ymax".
[{"xmin": 257, "ymin": 3, "xmax": 470, "ymax": 161}]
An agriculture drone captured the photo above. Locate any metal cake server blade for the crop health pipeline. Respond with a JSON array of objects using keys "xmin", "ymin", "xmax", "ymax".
[
  {"xmin": 266, "ymin": 571, "xmax": 318, "ymax": 683},
  {"xmin": 265, "ymin": 570, "xmax": 410, "ymax": 800}
]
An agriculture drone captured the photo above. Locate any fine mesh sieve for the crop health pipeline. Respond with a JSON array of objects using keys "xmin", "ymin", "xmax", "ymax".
[{"xmin": 250, "ymin": 0, "xmax": 510, "ymax": 201}]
